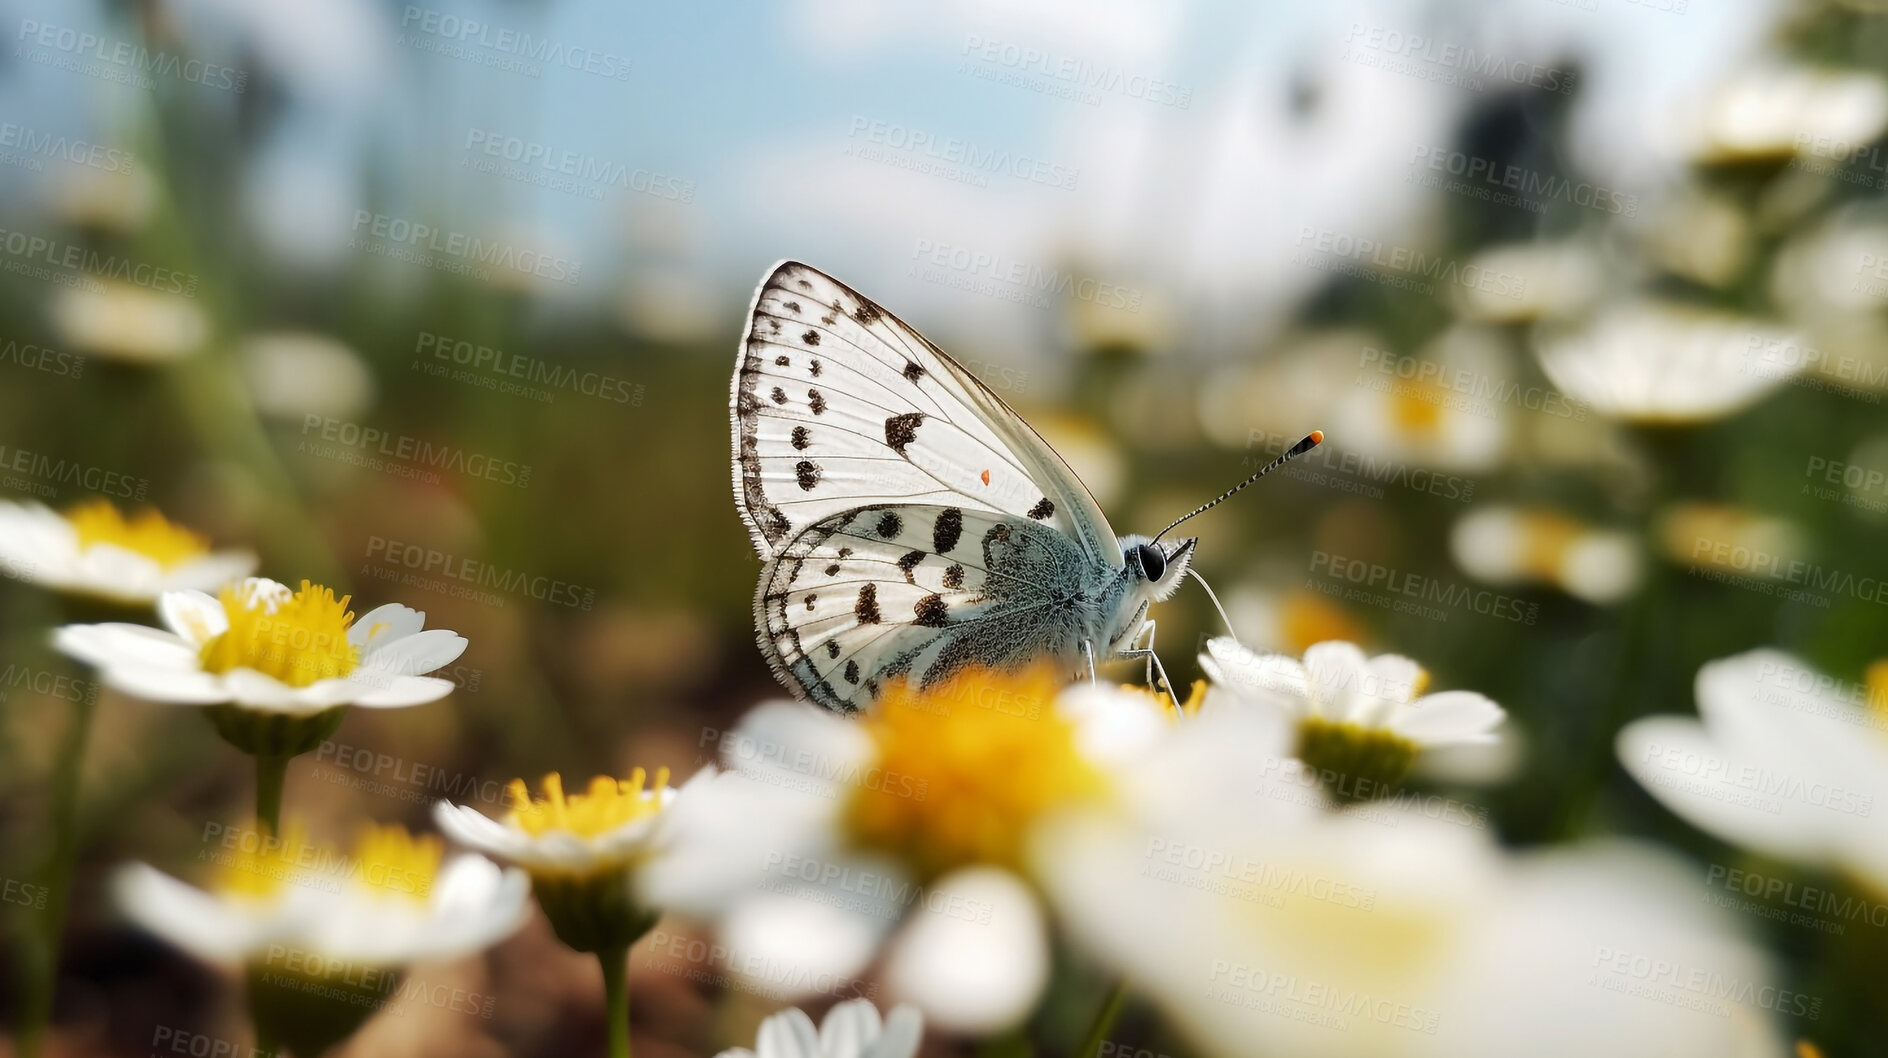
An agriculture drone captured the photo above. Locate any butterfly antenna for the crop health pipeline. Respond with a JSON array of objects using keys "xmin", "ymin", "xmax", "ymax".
[
  {"xmin": 1188, "ymin": 567, "xmax": 1240, "ymax": 640},
  {"xmin": 1151, "ymin": 431, "xmax": 1324, "ymax": 544}
]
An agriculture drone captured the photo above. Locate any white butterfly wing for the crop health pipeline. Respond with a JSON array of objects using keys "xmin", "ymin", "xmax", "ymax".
[{"xmin": 729, "ymin": 260, "xmax": 1118, "ymax": 564}]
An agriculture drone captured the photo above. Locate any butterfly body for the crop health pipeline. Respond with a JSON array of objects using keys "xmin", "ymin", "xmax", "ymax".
[{"xmin": 731, "ymin": 261, "xmax": 1195, "ymax": 713}]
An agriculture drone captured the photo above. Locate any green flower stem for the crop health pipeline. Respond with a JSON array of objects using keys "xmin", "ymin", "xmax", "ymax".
[
  {"xmin": 13, "ymin": 690, "xmax": 98, "ymax": 1058},
  {"xmin": 256, "ymin": 754, "xmax": 289, "ymax": 836},
  {"xmin": 600, "ymin": 946, "xmax": 631, "ymax": 1058},
  {"xmin": 1075, "ymin": 979, "xmax": 1129, "ymax": 1058}
]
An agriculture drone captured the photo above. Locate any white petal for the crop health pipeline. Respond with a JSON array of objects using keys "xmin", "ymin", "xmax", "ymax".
[
  {"xmin": 434, "ymin": 802, "xmax": 529, "ymax": 860},
  {"xmin": 1200, "ymin": 637, "xmax": 1310, "ymax": 713},
  {"xmin": 865, "ymin": 1006, "xmax": 923, "ymax": 1058},
  {"xmin": 350, "ymin": 673, "xmax": 456, "ymax": 708},
  {"xmin": 101, "ymin": 663, "xmax": 231, "ymax": 705},
  {"xmin": 113, "ymin": 864, "xmax": 273, "ymax": 965},
  {"xmin": 1362, "ymin": 654, "xmax": 1425, "ymax": 707},
  {"xmin": 755, "ymin": 1007, "xmax": 821, "ymax": 1058},
  {"xmin": 159, "ymin": 590, "xmax": 229, "ymax": 646},
  {"xmin": 55, "ymin": 622, "xmax": 196, "ymax": 671},
  {"xmin": 349, "ymin": 602, "xmax": 426, "ymax": 650},
  {"xmin": 221, "ymin": 669, "xmax": 353, "ymax": 714},
  {"xmin": 819, "ymin": 998, "xmax": 883, "ymax": 1057},
  {"xmin": 359, "ymin": 628, "xmax": 466, "ymax": 675},
  {"xmin": 1616, "ymin": 717, "xmax": 1838, "ymax": 864},
  {"xmin": 883, "ymin": 867, "xmax": 1047, "ymax": 1034},
  {"xmin": 1301, "ymin": 641, "xmax": 1370, "ymax": 720},
  {"xmin": 721, "ymin": 895, "xmax": 884, "ymax": 999},
  {"xmin": 1393, "ymin": 691, "xmax": 1506, "ymax": 747},
  {"xmin": 161, "ymin": 552, "xmax": 259, "ymax": 594},
  {"xmin": 725, "ymin": 700, "xmax": 872, "ymax": 781}
]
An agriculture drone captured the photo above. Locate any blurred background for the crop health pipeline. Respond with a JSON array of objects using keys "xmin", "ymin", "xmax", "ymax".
[{"xmin": 5, "ymin": 0, "xmax": 1888, "ymax": 1053}]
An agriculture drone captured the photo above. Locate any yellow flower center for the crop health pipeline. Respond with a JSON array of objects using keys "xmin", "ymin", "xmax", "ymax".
[
  {"xmin": 1389, "ymin": 379, "xmax": 1447, "ymax": 435},
  {"xmin": 1866, "ymin": 661, "xmax": 1888, "ymax": 721},
  {"xmin": 843, "ymin": 665, "xmax": 1110, "ymax": 881},
  {"xmin": 506, "ymin": 767, "xmax": 671, "ymax": 839},
  {"xmin": 216, "ymin": 819, "xmax": 312, "ymax": 900},
  {"xmin": 1295, "ymin": 716, "xmax": 1418, "ymax": 803},
  {"xmin": 65, "ymin": 499, "xmax": 209, "ymax": 569},
  {"xmin": 198, "ymin": 581, "xmax": 360, "ymax": 687},
  {"xmin": 1123, "ymin": 678, "xmax": 1209, "ymax": 719},
  {"xmin": 1514, "ymin": 510, "xmax": 1583, "ymax": 579},
  {"xmin": 347, "ymin": 823, "xmax": 442, "ymax": 902}
]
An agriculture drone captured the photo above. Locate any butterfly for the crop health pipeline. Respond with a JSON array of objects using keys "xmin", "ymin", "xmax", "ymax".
[{"xmin": 730, "ymin": 260, "xmax": 1321, "ymax": 714}]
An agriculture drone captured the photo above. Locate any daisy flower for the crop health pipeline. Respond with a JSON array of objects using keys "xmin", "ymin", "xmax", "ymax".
[
  {"xmin": 1535, "ymin": 302, "xmax": 1798, "ymax": 424},
  {"xmin": 1200, "ymin": 638, "xmax": 1505, "ymax": 799},
  {"xmin": 1451, "ymin": 505, "xmax": 1641, "ymax": 605},
  {"xmin": 715, "ymin": 998, "xmax": 922, "ymax": 1058},
  {"xmin": 0, "ymin": 499, "xmax": 255, "ymax": 605},
  {"xmin": 1618, "ymin": 650, "xmax": 1888, "ymax": 893},
  {"xmin": 116, "ymin": 821, "xmax": 528, "ymax": 1057},
  {"xmin": 646, "ymin": 665, "xmax": 1160, "ymax": 1034}
]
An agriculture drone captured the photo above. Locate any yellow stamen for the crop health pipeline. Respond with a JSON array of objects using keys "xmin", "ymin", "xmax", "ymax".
[
  {"xmin": 507, "ymin": 766, "xmax": 671, "ymax": 839},
  {"xmin": 1122, "ymin": 678, "xmax": 1209, "ymax": 719},
  {"xmin": 198, "ymin": 580, "xmax": 359, "ymax": 687},
  {"xmin": 843, "ymin": 665, "xmax": 1109, "ymax": 880},
  {"xmin": 1389, "ymin": 379, "xmax": 1447, "ymax": 435},
  {"xmin": 349, "ymin": 823, "xmax": 442, "ymax": 902},
  {"xmin": 65, "ymin": 499, "xmax": 209, "ymax": 569},
  {"xmin": 216, "ymin": 819, "xmax": 311, "ymax": 900}
]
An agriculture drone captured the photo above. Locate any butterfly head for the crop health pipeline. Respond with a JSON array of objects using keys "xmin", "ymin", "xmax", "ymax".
[{"xmin": 1122, "ymin": 534, "xmax": 1196, "ymax": 602}]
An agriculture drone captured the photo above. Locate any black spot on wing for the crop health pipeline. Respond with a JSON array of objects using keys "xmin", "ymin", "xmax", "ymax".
[
  {"xmin": 804, "ymin": 593, "xmax": 817, "ymax": 610},
  {"xmin": 774, "ymin": 355, "xmax": 790, "ymax": 367},
  {"xmin": 802, "ymin": 330, "xmax": 821, "ymax": 346},
  {"xmin": 884, "ymin": 413, "xmax": 925, "ymax": 457},
  {"xmin": 844, "ymin": 659, "xmax": 860, "ymax": 684},
  {"xmin": 1028, "ymin": 497, "xmax": 1056, "ymax": 520},
  {"xmin": 795, "ymin": 460, "xmax": 821, "ymax": 491},
  {"xmin": 783, "ymin": 300, "xmax": 802, "ymax": 314},
  {"xmin": 837, "ymin": 547, "xmax": 853, "ymax": 558},
  {"xmin": 824, "ymin": 563, "xmax": 841, "ymax": 577},
  {"xmin": 933, "ymin": 508, "xmax": 963, "ymax": 553},
  {"xmin": 808, "ymin": 389, "xmax": 827, "ymax": 415},
  {"xmin": 896, "ymin": 550, "xmax": 925, "ymax": 582},
  {"xmin": 791, "ymin": 426, "xmax": 811, "ymax": 450},
  {"xmin": 826, "ymin": 640, "xmax": 841, "ymax": 659},
  {"xmin": 875, "ymin": 511, "xmax": 903, "ymax": 539},
  {"xmin": 796, "ymin": 279, "xmax": 813, "ymax": 291},
  {"xmin": 942, "ymin": 563, "xmax": 965, "ymax": 589},
  {"xmin": 903, "ymin": 361, "xmax": 925, "ymax": 382},
  {"xmin": 770, "ymin": 387, "xmax": 788, "ymax": 405},
  {"xmin": 853, "ymin": 302, "xmax": 882, "ymax": 324},
  {"xmin": 914, "ymin": 594, "xmax": 949, "ymax": 627},
  {"xmin": 855, "ymin": 583, "xmax": 881, "ymax": 623},
  {"xmin": 810, "ymin": 359, "xmax": 823, "ymax": 377}
]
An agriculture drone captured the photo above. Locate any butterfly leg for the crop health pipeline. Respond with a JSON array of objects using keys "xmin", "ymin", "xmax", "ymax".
[
  {"xmin": 1081, "ymin": 640, "xmax": 1098, "ymax": 685},
  {"xmin": 1117, "ymin": 620, "xmax": 1180, "ymax": 715}
]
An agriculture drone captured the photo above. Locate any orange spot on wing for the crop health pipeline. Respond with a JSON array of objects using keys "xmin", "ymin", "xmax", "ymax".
[{"xmin": 980, "ymin": 469, "xmax": 991, "ymax": 485}]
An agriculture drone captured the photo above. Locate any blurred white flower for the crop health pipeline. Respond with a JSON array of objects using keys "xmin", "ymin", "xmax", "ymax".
[
  {"xmin": 647, "ymin": 667, "xmax": 1157, "ymax": 1032},
  {"xmin": 1686, "ymin": 63, "xmax": 1888, "ymax": 164},
  {"xmin": 1619, "ymin": 650, "xmax": 1888, "ymax": 892},
  {"xmin": 116, "ymin": 821, "xmax": 527, "ymax": 968},
  {"xmin": 49, "ymin": 282, "xmax": 207, "ymax": 363},
  {"xmin": 47, "ymin": 163, "xmax": 157, "ymax": 233},
  {"xmin": 1451, "ymin": 505, "xmax": 1641, "ymax": 605},
  {"xmin": 1654, "ymin": 503, "xmax": 1810, "ymax": 580},
  {"xmin": 714, "ymin": 997, "xmax": 922, "ymax": 1058},
  {"xmin": 1536, "ymin": 302, "xmax": 1798, "ymax": 423},
  {"xmin": 56, "ymin": 577, "xmax": 467, "ymax": 715},
  {"xmin": 1332, "ymin": 326, "xmax": 1511, "ymax": 473},
  {"xmin": 0, "ymin": 500, "xmax": 254, "ymax": 604},
  {"xmin": 1454, "ymin": 242, "xmax": 1603, "ymax": 324},
  {"xmin": 240, "ymin": 332, "xmax": 376, "ymax": 419},
  {"xmin": 1644, "ymin": 192, "xmax": 1750, "ymax": 289},
  {"xmin": 1036, "ymin": 712, "xmax": 1785, "ymax": 1058}
]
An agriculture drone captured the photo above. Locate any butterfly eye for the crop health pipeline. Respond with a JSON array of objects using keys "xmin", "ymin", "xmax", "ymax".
[{"xmin": 1133, "ymin": 543, "xmax": 1166, "ymax": 582}]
